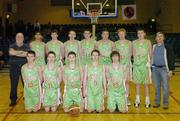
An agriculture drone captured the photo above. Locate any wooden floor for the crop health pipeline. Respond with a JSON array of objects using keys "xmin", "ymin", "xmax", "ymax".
[{"xmin": 0, "ymin": 71, "xmax": 180, "ymax": 121}]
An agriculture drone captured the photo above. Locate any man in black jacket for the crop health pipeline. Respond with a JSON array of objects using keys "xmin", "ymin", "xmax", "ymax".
[
  {"xmin": 152, "ymin": 32, "xmax": 175, "ymax": 109},
  {"xmin": 9, "ymin": 33, "xmax": 29, "ymax": 107}
]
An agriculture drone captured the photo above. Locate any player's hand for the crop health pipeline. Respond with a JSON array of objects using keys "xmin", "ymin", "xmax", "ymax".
[
  {"xmin": 168, "ymin": 71, "xmax": 172, "ymax": 77},
  {"xmin": 28, "ymin": 83, "xmax": 33, "ymax": 88}
]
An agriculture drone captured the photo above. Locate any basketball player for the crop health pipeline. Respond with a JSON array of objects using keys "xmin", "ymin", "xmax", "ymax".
[
  {"xmin": 115, "ymin": 28, "xmax": 132, "ymax": 106},
  {"xmin": 42, "ymin": 51, "xmax": 62, "ymax": 112},
  {"xmin": 84, "ymin": 49, "xmax": 106, "ymax": 113},
  {"xmin": 97, "ymin": 30, "xmax": 114, "ymax": 65},
  {"xmin": 21, "ymin": 50, "xmax": 42, "ymax": 112},
  {"xmin": 64, "ymin": 30, "xmax": 81, "ymax": 65},
  {"xmin": 30, "ymin": 31, "xmax": 45, "ymax": 66},
  {"xmin": 132, "ymin": 29, "xmax": 152, "ymax": 108},
  {"xmin": 81, "ymin": 30, "xmax": 96, "ymax": 66},
  {"xmin": 106, "ymin": 51, "xmax": 128, "ymax": 113},
  {"xmin": 46, "ymin": 30, "xmax": 64, "ymax": 66},
  {"xmin": 63, "ymin": 51, "xmax": 84, "ymax": 116}
]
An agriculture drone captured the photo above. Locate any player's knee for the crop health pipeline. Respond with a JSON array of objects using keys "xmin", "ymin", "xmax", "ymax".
[
  {"xmin": 26, "ymin": 109, "xmax": 32, "ymax": 113},
  {"xmin": 109, "ymin": 109, "xmax": 115, "ymax": 112},
  {"xmin": 51, "ymin": 106, "xmax": 57, "ymax": 112},
  {"xmin": 87, "ymin": 109, "xmax": 93, "ymax": 113},
  {"xmin": 45, "ymin": 107, "xmax": 50, "ymax": 112},
  {"xmin": 33, "ymin": 109, "xmax": 38, "ymax": 112}
]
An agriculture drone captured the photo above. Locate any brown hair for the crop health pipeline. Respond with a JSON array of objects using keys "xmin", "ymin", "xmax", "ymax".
[
  {"xmin": 117, "ymin": 28, "xmax": 126, "ymax": 34},
  {"xmin": 110, "ymin": 51, "xmax": 120, "ymax": 62}
]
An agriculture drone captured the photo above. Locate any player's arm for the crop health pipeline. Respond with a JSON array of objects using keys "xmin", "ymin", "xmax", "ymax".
[
  {"xmin": 58, "ymin": 67, "xmax": 62, "ymax": 86},
  {"xmin": 129, "ymin": 41, "xmax": 133, "ymax": 57},
  {"xmin": 78, "ymin": 41, "xmax": 82, "ymax": 63},
  {"xmin": 103, "ymin": 65, "xmax": 107, "ymax": 97},
  {"xmin": 83, "ymin": 65, "xmax": 88, "ymax": 97},
  {"xmin": 60, "ymin": 43, "xmax": 65, "ymax": 61},
  {"xmin": 111, "ymin": 41, "xmax": 116, "ymax": 51},
  {"xmin": 21, "ymin": 65, "xmax": 26, "ymax": 83},
  {"xmin": 45, "ymin": 44, "xmax": 49, "ymax": 55},
  {"xmin": 148, "ymin": 40, "xmax": 153, "ymax": 60},
  {"xmin": 38, "ymin": 66, "xmax": 43, "ymax": 84}
]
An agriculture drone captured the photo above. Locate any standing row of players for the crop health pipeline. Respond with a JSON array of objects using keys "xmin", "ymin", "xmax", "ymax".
[{"xmin": 21, "ymin": 28, "xmax": 153, "ymax": 114}]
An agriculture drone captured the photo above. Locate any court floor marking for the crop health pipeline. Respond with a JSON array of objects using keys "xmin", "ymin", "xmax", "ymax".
[
  {"xmin": 2, "ymin": 92, "xmax": 23, "ymax": 121},
  {"xmin": 1, "ymin": 90, "xmax": 180, "ymax": 120},
  {"xmin": 170, "ymin": 91, "xmax": 180, "ymax": 105}
]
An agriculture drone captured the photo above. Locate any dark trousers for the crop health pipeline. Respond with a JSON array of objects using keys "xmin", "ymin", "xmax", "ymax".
[{"xmin": 9, "ymin": 64, "xmax": 23, "ymax": 103}]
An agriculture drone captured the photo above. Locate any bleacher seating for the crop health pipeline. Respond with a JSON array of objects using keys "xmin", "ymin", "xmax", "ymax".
[{"xmin": 0, "ymin": 24, "xmax": 179, "ymax": 64}]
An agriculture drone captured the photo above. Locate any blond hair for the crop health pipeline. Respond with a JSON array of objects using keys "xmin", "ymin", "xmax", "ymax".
[{"xmin": 117, "ymin": 28, "xmax": 126, "ymax": 34}]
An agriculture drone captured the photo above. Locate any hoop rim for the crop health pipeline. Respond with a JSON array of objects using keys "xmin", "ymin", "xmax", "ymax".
[{"xmin": 88, "ymin": 9, "xmax": 100, "ymax": 18}]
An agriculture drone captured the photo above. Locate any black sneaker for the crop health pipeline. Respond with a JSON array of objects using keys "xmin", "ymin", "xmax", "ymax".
[
  {"xmin": 163, "ymin": 105, "xmax": 168, "ymax": 109},
  {"xmin": 9, "ymin": 102, "xmax": 17, "ymax": 107},
  {"xmin": 153, "ymin": 104, "xmax": 160, "ymax": 108},
  {"xmin": 115, "ymin": 104, "xmax": 119, "ymax": 111}
]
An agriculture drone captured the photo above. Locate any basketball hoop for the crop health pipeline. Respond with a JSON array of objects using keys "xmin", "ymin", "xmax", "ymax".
[{"xmin": 88, "ymin": 9, "xmax": 99, "ymax": 24}]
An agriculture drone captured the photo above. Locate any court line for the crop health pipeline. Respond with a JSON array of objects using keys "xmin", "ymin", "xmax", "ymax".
[
  {"xmin": 1, "ymin": 89, "xmax": 179, "ymax": 119},
  {"xmin": 170, "ymin": 91, "xmax": 180, "ymax": 105},
  {"xmin": 0, "ymin": 112, "xmax": 180, "ymax": 115},
  {"xmin": 2, "ymin": 92, "xmax": 23, "ymax": 121}
]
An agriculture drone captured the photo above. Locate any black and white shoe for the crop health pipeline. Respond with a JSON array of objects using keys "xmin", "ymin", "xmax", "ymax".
[
  {"xmin": 127, "ymin": 98, "xmax": 131, "ymax": 106},
  {"xmin": 145, "ymin": 103, "xmax": 151, "ymax": 108},
  {"xmin": 134, "ymin": 97, "xmax": 140, "ymax": 108}
]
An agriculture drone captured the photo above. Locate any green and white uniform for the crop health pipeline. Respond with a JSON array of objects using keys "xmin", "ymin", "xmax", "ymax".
[
  {"xmin": 107, "ymin": 64, "xmax": 128, "ymax": 112},
  {"xmin": 31, "ymin": 41, "xmax": 45, "ymax": 66},
  {"xmin": 98, "ymin": 40, "xmax": 113, "ymax": 65},
  {"xmin": 46, "ymin": 41, "xmax": 63, "ymax": 66},
  {"xmin": 115, "ymin": 40, "xmax": 132, "ymax": 81},
  {"xmin": 81, "ymin": 39, "xmax": 95, "ymax": 66},
  {"xmin": 63, "ymin": 65, "xmax": 82, "ymax": 109},
  {"xmin": 22, "ymin": 64, "xmax": 41, "ymax": 111},
  {"xmin": 133, "ymin": 40, "xmax": 151, "ymax": 84},
  {"xmin": 86, "ymin": 64, "xmax": 104, "ymax": 111},
  {"xmin": 43, "ymin": 65, "xmax": 61, "ymax": 107},
  {"xmin": 64, "ymin": 40, "xmax": 80, "ymax": 64}
]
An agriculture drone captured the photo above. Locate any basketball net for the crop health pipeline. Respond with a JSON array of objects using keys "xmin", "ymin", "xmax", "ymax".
[
  {"xmin": 88, "ymin": 9, "xmax": 100, "ymax": 38},
  {"xmin": 88, "ymin": 9, "xmax": 99, "ymax": 24}
]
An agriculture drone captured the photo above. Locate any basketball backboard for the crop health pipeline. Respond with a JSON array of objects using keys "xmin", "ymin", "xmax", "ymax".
[{"xmin": 71, "ymin": 0, "xmax": 118, "ymax": 18}]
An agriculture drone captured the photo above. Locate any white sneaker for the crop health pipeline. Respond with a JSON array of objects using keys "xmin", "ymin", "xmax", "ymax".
[
  {"xmin": 134, "ymin": 95, "xmax": 140, "ymax": 108},
  {"xmin": 145, "ymin": 96, "xmax": 151, "ymax": 108},
  {"xmin": 126, "ymin": 97, "xmax": 131, "ymax": 106}
]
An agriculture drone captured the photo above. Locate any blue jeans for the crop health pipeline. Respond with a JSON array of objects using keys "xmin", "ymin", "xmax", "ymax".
[{"xmin": 152, "ymin": 67, "xmax": 169, "ymax": 106}]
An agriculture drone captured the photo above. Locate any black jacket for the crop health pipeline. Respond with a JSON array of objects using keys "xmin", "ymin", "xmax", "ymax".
[{"xmin": 164, "ymin": 43, "xmax": 175, "ymax": 70}]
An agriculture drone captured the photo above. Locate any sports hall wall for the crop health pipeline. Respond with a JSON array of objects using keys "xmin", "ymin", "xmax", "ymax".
[
  {"xmin": 1, "ymin": 0, "xmax": 180, "ymax": 32},
  {"xmin": 157, "ymin": 0, "xmax": 180, "ymax": 33},
  {"xmin": 16, "ymin": 0, "xmax": 157, "ymax": 24}
]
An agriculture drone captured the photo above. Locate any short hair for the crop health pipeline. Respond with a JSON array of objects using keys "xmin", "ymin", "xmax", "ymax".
[
  {"xmin": 16, "ymin": 32, "xmax": 24, "ymax": 37},
  {"xmin": 69, "ymin": 30, "xmax": 76, "ymax": 34},
  {"xmin": 110, "ymin": 51, "xmax": 120, "ymax": 62},
  {"xmin": 27, "ymin": 50, "xmax": 36, "ymax": 56},
  {"xmin": 34, "ymin": 31, "xmax": 43, "ymax": 40},
  {"xmin": 84, "ymin": 30, "xmax": 91, "ymax": 33},
  {"xmin": 156, "ymin": 32, "xmax": 165, "ymax": 38},
  {"xmin": 102, "ymin": 30, "xmax": 109, "ymax": 34},
  {"xmin": 68, "ymin": 51, "xmax": 76, "ymax": 57},
  {"xmin": 137, "ymin": 28, "xmax": 145, "ymax": 33},
  {"xmin": 51, "ymin": 29, "xmax": 58, "ymax": 34},
  {"xmin": 91, "ymin": 49, "xmax": 100, "ymax": 56},
  {"xmin": 47, "ymin": 51, "xmax": 56, "ymax": 57},
  {"xmin": 35, "ymin": 31, "xmax": 42, "ymax": 35},
  {"xmin": 117, "ymin": 28, "xmax": 126, "ymax": 33}
]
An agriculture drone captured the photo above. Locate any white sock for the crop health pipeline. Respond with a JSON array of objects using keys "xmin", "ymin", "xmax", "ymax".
[
  {"xmin": 135, "ymin": 95, "xmax": 140, "ymax": 102},
  {"xmin": 145, "ymin": 96, "xmax": 150, "ymax": 104}
]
